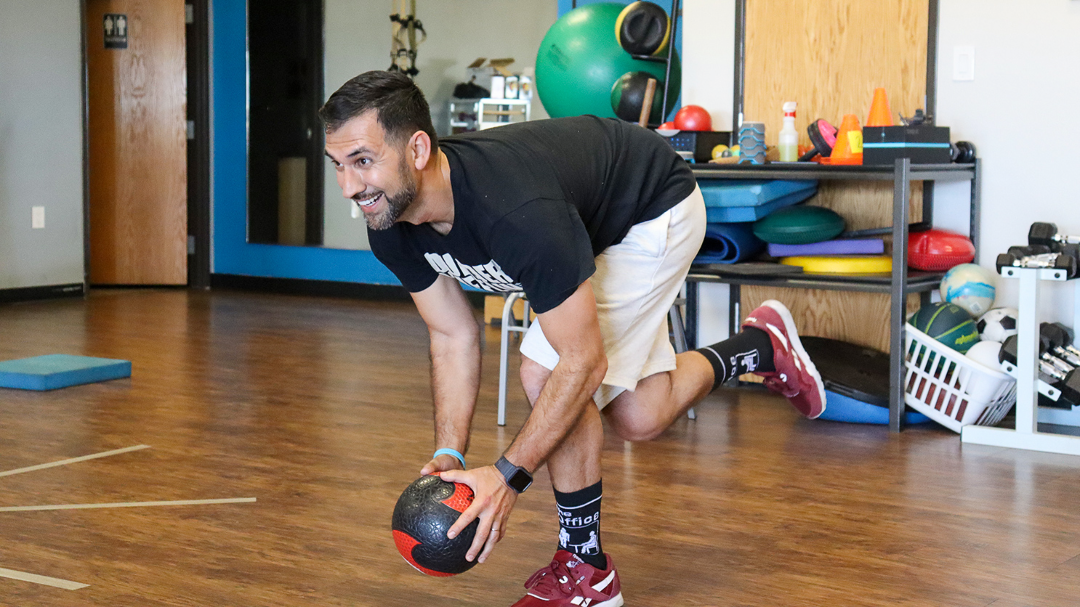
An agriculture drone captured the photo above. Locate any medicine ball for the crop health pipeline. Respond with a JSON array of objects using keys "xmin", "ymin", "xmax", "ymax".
[
  {"xmin": 616, "ymin": 1, "xmax": 671, "ymax": 56},
  {"xmin": 391, "ymin": 475, "xmax": 479, "ymax": 576},
  {"xmin": 908, "ymin": 302, "xmax": 981, "ymax": 354},
  {"xmin": 610, "ymin": 71, "xmax": 666, "ymax": 123}
]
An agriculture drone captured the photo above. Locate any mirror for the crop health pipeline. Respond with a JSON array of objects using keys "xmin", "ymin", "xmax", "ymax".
[
  {"xmin": 247, "ymin": 0, "xmax": 325, "ymax": 246},
  {"xmin": 247, "ymin": 0, "xmax": 557, "ymax": 250}
]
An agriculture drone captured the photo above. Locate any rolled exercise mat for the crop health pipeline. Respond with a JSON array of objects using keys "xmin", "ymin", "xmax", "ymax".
[
  {"xmin": 779, "ymin": 255, "xmax": 893, "ymax": 274},
  {"xmin": 752, "ymin": 205, "xmax": 846, "ymax": 245},
  {"xmin": 768, "ymin": 238, "xmax": 884, "ymax": 257},
  {"xmin": 799, "ymin": 337, "xmax": 930, "ymax": 425},
  {"xmin": 693, "ymin": 223, "xmax": 766, "ymax": 264}
]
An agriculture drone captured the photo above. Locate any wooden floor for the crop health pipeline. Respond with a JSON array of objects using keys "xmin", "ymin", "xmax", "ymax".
[{"xmin": 2, "ymin": 289, "xmax": 1080, "ymax": 606}]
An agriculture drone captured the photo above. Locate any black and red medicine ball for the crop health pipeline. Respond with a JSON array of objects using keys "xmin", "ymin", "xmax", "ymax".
[{"xmin": 391, "ymin": 475, "xmax": 479, "ymax": 576}]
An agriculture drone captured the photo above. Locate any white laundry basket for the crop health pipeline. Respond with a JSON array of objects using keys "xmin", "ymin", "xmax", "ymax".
[{"xmin": 903, "ymin": 325, "xmax": 1017, "ymax": 433}]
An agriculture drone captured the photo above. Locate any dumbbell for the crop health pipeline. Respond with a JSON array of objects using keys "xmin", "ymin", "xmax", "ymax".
[
  {"xmin": 1039, "ymin": 353, "xmax": 1080, "ymax": 406},
  {"xmin": 998, "ymin": 322, "xmax": 1073, "ymax": 366},
  {"xmin": 1028, "ymin": 222, "xmax": 1080, "ymax": 252},
  {"xmin": 1007, "ymin": 245, "xmax": 1052, "ymax": 257},
  {"xmin": 950, "ymin": 141, "xmax": 976, "ymax": 164},
  {"xmin": 1053, "ymin": 344, "xmax": 1080, "ymax": 367},
  {"xmin": 996, "ymin": 251, "xmax": 1079, "ymax": 278}
]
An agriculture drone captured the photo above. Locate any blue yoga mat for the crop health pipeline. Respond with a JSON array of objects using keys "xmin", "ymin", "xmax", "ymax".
[
  {"xmin": 694, "ymin": 223, "xmax": 766, "ymax": 264},
  {"xmin": 0, "ymin": 354, "xmax": 132, "ymax": 391}
]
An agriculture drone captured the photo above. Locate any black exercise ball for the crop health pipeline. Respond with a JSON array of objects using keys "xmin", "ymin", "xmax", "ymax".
[
  {"xmin": 610, "ymin": 70, "xmax": 665, "ymax": 124},
  {"xmin": 616, "ymin": 1, "xmax": 671, "ymax": 56},
  {"xmin": 391, "ymin": 475, "xmax": 479, "ymax": 576}
]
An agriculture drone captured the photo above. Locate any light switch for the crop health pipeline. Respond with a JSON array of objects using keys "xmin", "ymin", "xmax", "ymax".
[
  {"xmin": 32, "ymin": 206, "xmax": 45, "ymax": 229},
  {"xmin": 953, "ymin": 46, "xmax": 975, "ymax": 81}
]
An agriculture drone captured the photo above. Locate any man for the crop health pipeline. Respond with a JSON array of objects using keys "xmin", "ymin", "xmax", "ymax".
[{"xmin": 320, "ymin": 71, "xmax": 825, "ymax": 607}]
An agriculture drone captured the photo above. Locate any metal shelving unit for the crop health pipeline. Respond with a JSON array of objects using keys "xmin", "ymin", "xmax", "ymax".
[
  {"xmin": 448, "ymin": 98, "xmax": 530, "ymax": 133},
  {"xmin": 684, "ymin": 158, "xmax": 981, "ymax": 432}
]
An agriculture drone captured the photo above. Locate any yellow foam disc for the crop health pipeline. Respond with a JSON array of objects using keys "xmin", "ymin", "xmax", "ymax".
[{"xmin": 779, "ymin": 255, "xmax": 893, "ymax": 274}]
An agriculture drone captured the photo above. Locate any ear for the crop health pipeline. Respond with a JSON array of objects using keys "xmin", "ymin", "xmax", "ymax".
[{"xmin": 407, "ymin": 130, "xmax": 433, "ymax": 171}]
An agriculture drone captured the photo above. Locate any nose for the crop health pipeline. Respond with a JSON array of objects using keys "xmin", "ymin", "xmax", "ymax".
[{"xmin": 338, "ymin": 167, "xmax": 365, "ymax": 200}]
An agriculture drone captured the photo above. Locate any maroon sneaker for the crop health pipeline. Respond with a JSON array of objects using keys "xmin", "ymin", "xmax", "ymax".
[
  {"xmin": 742, "ymin": 300, "xmax": 826, "ymax": 419},
  {"xmin": 510, "ymin": 550, "xmax": 623, "ymax": 607}
]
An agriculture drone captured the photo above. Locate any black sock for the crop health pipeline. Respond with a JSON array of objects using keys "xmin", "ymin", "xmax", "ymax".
[
  {"xmin": 554, "ymin": 480, "xmax": 607, "ymax": 570},
  {"xmin": 695, "ymin": 327, "xmax": 776, "ymax": 392}
]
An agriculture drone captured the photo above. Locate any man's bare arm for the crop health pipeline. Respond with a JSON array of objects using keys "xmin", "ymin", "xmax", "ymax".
[{"xmin": 411, "ymin": 275, "xmax": 482, "ymax": 473}]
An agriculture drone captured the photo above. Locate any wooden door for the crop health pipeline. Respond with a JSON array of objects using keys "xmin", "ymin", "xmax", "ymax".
[{"xmin": 87, "ymin": 0, "xmax": 187, "ymax": 285}]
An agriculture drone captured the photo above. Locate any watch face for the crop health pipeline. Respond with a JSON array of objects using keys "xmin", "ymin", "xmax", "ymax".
[{"xmin": 507, "ymin": 469, "xmax": 532, "ymax": 493}]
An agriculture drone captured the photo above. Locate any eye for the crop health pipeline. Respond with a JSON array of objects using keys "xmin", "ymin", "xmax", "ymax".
[{"xmin": 356, "ymin": 157, "xmax": 371, "ymax": 167}]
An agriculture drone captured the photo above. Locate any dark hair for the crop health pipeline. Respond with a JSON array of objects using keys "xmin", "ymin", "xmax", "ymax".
[{"xmin": 319, "ymin": 70, "xmax": 437, "ymax": 148}]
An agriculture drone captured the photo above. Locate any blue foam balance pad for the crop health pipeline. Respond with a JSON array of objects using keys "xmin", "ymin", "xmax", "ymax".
[
  {"xmin": 0, "ymin": 354, "xmax": 132, "ymax": 391},
  {"xmin": 817, "ymin": 389, "xmax": 931, "ymax": 425},
  {"xmin": 699, "ymin": 180, "xmax": 818, "ymax": 223}
]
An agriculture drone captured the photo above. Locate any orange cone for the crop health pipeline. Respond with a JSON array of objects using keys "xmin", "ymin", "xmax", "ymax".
[
  {"xmin": 866, "ymin": 87, "xmax": 893, "ymax": 127},
  {"xmin": 828, "ymin": 114, "xmax": 863, "ymax": 165}
]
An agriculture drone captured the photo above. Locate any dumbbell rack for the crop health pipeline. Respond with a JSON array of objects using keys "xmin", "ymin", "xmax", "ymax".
[{"xmin": 961, "ymin": 266, "xmax": 1080, "ymax": 455}]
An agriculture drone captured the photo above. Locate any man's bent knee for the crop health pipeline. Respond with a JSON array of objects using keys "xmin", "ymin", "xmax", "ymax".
[
  {"xmin": 603, "ymin": 399, "xmax": 666, "ymax": 442},
  {"xmin": 519, "ymin": 356, "xmax": 551, "ymax": 406}
]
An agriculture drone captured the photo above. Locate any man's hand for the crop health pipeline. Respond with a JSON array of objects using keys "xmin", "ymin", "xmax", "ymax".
[
  {"xmin": 438, "ymin": 465, "xmax": 518, "ymax": 564},
  {"xmin": 420, "ymin": 453, "xmax": 463, "ymax": 476}
]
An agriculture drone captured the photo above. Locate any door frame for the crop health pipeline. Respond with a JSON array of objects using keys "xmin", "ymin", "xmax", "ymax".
[{"xmin": 188, "ymin": 0, "xmax": 212, "ymax": 288}]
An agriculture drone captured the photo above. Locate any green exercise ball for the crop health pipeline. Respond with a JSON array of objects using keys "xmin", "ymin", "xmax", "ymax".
[{"xmin": 535, "ymin": 2, "xmax": 680, "ymax": 120}]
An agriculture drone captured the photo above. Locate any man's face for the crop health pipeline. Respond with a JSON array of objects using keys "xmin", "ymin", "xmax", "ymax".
[{"xmin": 324, "ymin": 111, "xmax": 417, "ymax": 231}]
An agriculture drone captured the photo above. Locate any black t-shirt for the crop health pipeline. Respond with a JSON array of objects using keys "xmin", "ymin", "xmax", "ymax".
[{"xmin": 368, "ymin": 115, "xmax": 697, "ymax": 313}]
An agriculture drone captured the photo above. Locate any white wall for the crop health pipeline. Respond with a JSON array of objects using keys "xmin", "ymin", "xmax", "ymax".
[
  {"xmin": 682, "ymin": 0, "xmax": 736, "ymax": 132},
  {"xmin": 321, "ymin": 0, "xmax": 557, "ymax": 250},
  {"xmin": 0, "ymin": 0, "xmax": 85, "ymax": 290},
  {"xmin": 683, "ymin": 0, "xmax": 737, "ymax": 344},
  {"xmin": 935, "ymin": 0, "xmax": 1080, "ymax": 324}
]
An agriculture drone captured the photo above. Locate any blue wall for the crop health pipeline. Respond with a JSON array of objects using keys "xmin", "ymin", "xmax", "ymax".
[
  {"xmin": 212, "ymin": 0, "xmax": 399, "ymax": 284},
  {"xmin": 212, "ymin": 0, "xmax": 681, "ymax": 285}
]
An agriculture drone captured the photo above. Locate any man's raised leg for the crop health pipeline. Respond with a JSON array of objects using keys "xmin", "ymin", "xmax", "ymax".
[{"xmin": 604, "ymin": 300, "xmax": 826, "ymax": 442}]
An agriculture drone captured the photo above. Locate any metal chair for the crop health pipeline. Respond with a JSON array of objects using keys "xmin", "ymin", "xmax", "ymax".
[
  {"xmin": 496, "ymin": 292, "xmax": 695, "ymax": 425},
  {"xmin": 498, "ymin": 292, "xmax": 530, "ymax": 426}
]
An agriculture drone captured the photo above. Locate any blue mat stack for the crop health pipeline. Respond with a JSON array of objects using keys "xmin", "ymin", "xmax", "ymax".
[
  {"xmin": 694, "ymin": 180, "xmax": 819, "ymax": 265},
  {"xmin": 0, "ymin": 355, "xmax": 132, "ymax": 391}
]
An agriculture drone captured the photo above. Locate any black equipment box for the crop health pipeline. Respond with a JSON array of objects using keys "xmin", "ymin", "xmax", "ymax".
[
  {"xmin": 862, "ymin": 125, "xmax": 951, "ymax": 165},
  {"xmin": 657, "ymin": 130, "xmax": 730, "ymax": 163}
]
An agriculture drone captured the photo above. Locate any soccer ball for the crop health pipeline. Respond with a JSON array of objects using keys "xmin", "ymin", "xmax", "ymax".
[
  {"xmin": 976, "ymin": 307, "xmax": 1019, "ymax": 343},
  {"xmin": 940, "ymin": 263, "xmax": 997, "ymax": 317}
]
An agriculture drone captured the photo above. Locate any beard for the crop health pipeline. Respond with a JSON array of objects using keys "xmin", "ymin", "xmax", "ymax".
[{"xmin": 359, "ymin": 157, "xmax": 418, "ymax": 231}]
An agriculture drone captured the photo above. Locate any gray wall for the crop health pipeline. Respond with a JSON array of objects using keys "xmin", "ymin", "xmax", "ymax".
[{"xmin": 0, "ymin": 0, "xmax": 85, "ymax": 290}]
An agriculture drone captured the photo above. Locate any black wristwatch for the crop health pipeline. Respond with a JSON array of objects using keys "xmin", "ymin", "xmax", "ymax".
[{"xmin": 495, "ymin": 456, "xmax": 533, "ymax": 493}]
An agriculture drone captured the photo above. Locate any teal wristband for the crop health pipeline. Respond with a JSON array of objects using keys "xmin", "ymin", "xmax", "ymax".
[{"xmin": 433, "ymin": 448, "xmax": 466, "ymax": 470}]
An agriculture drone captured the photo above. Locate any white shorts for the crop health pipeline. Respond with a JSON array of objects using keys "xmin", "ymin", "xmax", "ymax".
[{"xmin": 519, "ymin": 185, "xmax": 707, "ymax": 408}]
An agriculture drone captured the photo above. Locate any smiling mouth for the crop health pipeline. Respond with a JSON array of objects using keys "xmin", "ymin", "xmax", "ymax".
[{"xmin": 353, "ymin": 192, "xmax": 383, "ymax": 208}]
